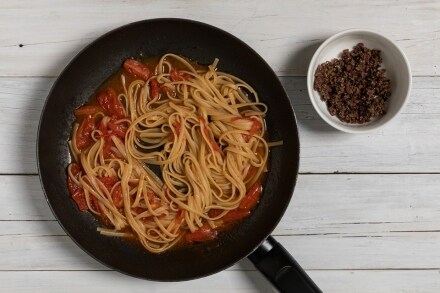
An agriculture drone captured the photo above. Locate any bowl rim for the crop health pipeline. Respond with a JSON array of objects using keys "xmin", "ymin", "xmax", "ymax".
[{"xmin": 307, "ymin": 28, "xmax": 412, "ymax": 133}]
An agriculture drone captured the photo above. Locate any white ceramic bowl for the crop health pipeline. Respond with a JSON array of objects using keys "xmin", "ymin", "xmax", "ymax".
[{"xmin": 307, "ymin": 29, "xmax": 412, "ymax": 133}]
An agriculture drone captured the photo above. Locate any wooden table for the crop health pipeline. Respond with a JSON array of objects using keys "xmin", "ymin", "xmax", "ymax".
[{"xmin": 1, "ymin": 1, "xmax": 439, "ymax": 292}]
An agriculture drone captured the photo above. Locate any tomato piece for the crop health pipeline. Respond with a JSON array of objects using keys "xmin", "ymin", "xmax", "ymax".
[
  {"xmin": 150, "ymin": 78, "xmax": 160, "ymax": 100},
  {"xmin": 132, "ymin": 206, "xmax": 146, "ymax": 214},
  {"xmin": 208, "ymin": 208, "xmax": 224, "ymax": 218},
  {"xmin": 199, "ymin": 117, "xmax": 221, "ymax": 152},
  {"xmin": 211, "ymin": 183, "xmax": 262, "ymax": 223},
  {"xmin": 76, "ymin": 115, "xmax": 96, "ymax": 150},
  {"xmin": 173, "ymin": 122, "xmax": 181, "ymax": 136},
  {"xmin": 175, "ymin": 210, "xmax": 186, "ymax": 223},
  {"xmin": 170, "ymin": 68, "xmax": 190, "ymax": 82},
  {"xmin": 96, "ymin": 88, "xmax": 125, "ymax": 119},
  {"xmin": 185, "ymin": 224, "xmax": 218, "ymax": 243},
  {"xmin": 147, "ymin": 191, "xmax": 157, "ymax": 202},
  {"xmin": 168, "ymin": 122, "xmax": 182, "ymax": 142},
  {"xmin": 67, "ymin": 163, "xmax": 82, "ymax": 195},
  {"xmin": 170, "ymin": 68, "xmax": 180, "ymax": 81},
  {"xmin": 170, "ymin": 68, "xmax": 183, "ymax": 82},
  {"xmin": 222, "ymin": 209, "xmax": 250, "ymax": 222},
  {"xmin": 231, "ymin": 117, "xmax": 262, "ymax": 142},
  {"xmin": 239, "ymin": 182, "xmax": 262, "ymax": 211},
  {"xmin": 162, "ymin": 86, "xmax": 175, "ymax": 97},
  {"xmin": 72, "ymin": 190, "xmax": 88, "ymax": 212},
  {"xmin": 123, "ymin": 59, "xmax": 151, "ymax": 81},
  {"xmin": 102, "ymin": 141, "xmax": 121, "ymax": 159},
  {"xmin": 97, "ymin": 118, "xmax": 108, "ymax": 135},
  {"xmin": 244, "ymin": 165, "xmax": 257, "ymax": 181},
  {"xmin": 98, "ymin": 176, "xmax": 118, "ymax": 192},
  {"xmin": 98, "ymin": 120, "xmax": 114, "ymax": 158},
  {"xmin": 96, "ymin": 89, "xmax": 113, "ymax": 115},
  {"xmin": 249, "ymin": 118, "xmax": 262, "ymax": 136},
  {"xmin": 210, "ymin": 140, "xmax": 221, "ymax": 153},
  {"xmin": 90, "ymin": 195, "xmax": 101, "ymax": 213},
  {"xmin": 108, "ymin": 137, "xmax": 126, "ymax": 160},
  {"xmin": 74, "ymin": 105, "xmax": 103, "ymax": 118},
  {"xmin": 241, "ymin": 134, "xmax": 251, "ymax": 142},
  {"xmin": 108, "ymin": 119, "xmax": 127, "ymax": 139},
  {"xmin": 97, "ymin": 118, "xmax": 125, "ymax": 159},
  {"xmin": 102, "ymin": 138, "xmax": 114, "ymax": 158},
  {"xmin": 99, "ymin": 176, "xmax": 117, "ymax": 187},
  {"xmin": 210, "ymin": 139, "xmax": 221, "ymax": 153},
  {"xmin": 111, "ymin": 185, "xmax": 124, "ymax": 209},
  {"xmin": 147, "ymin": 191, "xmax": 162, "ymax": 209},
  {"xmin": 67, "ymin": 178, "xmax": 79, "ymax": 195},
  {"xmin": 170, "ymin": 210, "xmax": 185, "ymax": 234}
]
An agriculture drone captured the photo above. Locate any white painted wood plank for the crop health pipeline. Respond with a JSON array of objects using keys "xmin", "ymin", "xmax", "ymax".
[
  {"xmin": 3, "ymin": 174, "xmax": 440, "ymax": 235},
  {"xmin": 0, "ymin": 219, "xmax": 250, "ymax": 271},
  {"xmin": 0, "ymin": 221, "xmax": 106, "ymax": 271},
  {"xmin": 284, "ymin": 76, "xmax": 440, "ymax": 173},
  {"xmin": 0, "ymin": 176, "xmax": 53, "ymax": 221},
  {"xmin": 0, "ymin": 77, "xmax": 47, "ymax": 174},
  {"xmin": 1, "ymin": 76, "xmax": 439, "ymax": 173},
  {"xmin": 2, "ymin": 1, "xmax": 439, "ymax": 291},
  {"xmin": 2, "ymin": 174, "xmax": 440, "ymax": 271},
  {"xmin": 1, "ymin": 270, "xmax": 439, "ymax": 293},
  {"xmin": 0, "ymin": 0, "xmax": 439, "ymax": 77},
  {"xmin": 0, "ymin": 270, "xmax": 275, "ymax": 293},
  {"xmin": 310, "ymin": 270, "xmax": 440, "ymax": 293},
  {"xmin": 280, "ymin": 174, "xmax": 440, "ymax": 236},
  {"xmin": 3, "ymin": 220, "xmax": 440, "ymax": 271}
]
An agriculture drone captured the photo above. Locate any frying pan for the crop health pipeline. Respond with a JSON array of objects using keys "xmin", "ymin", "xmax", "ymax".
[{"xmin": 37, "ymin": 18, "xmax": 321, "ymax": 292}]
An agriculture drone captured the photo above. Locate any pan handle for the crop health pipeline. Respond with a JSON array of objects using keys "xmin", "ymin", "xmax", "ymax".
[{"xmin": 248, "ymin": 236, "xmax": 322, "ymax": 293}]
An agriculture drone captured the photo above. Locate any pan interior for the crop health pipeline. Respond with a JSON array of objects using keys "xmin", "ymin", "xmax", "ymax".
[{"xmin": 37, "ymin": 18, "xmax": 300, "ymax": 281}]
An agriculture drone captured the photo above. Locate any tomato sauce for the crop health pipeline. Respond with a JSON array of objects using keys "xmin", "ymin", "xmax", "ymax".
[{"xmin": 68, "ymin": 55, "xmax": 268, "ymax": 250}]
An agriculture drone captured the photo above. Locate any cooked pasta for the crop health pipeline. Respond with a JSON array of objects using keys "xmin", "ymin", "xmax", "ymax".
[{"xmin": 67, "ymin": 53, "xmax": 274, "ymax": 253}]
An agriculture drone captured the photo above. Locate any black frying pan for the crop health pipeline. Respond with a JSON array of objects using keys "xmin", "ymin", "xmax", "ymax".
[{"xmin": 37, "ymin": 18, "xmax": 321, "ymax": 292}]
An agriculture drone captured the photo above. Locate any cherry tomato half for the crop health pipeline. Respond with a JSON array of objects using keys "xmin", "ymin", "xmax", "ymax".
[
  {"xmin": 76, "ymin": 115, "xmax": 95, "ymax": 150},
  {"xmin": 67, "ymin": 163, "xmax": 82, "ymax": 195},
  {"xmin": 71, "ymin": 190, "xmax": 88, "ymax": 212},
  {"xmin": 239, "ymin": 182, "xmax": 262, "ymax": 211},
  {"xmin": 96, "ymin": 88, "xmax": 125, "ymax": 119},
  {"xmin": 185, "ymin": 225, "xmax": 218, "ymax": 243},
  {"xmin": 123, "ymin": 59, "xmax": 151, "ymax": 81}
]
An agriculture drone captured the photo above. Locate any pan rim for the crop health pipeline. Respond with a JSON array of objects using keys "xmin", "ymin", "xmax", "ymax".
[{"xmin": 37, "ymin": 17, "xmax": 300, "ymax": 281}]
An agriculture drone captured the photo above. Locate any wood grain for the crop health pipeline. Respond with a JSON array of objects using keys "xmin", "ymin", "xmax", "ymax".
[
  {"xmin": 1, "ymin": 270, "xmax": 440, "ymax": 293},
  {"xmin": 2, "ymin": 1, "xmax": 439, "ymax": 291},
  {"xmin": 3, "ymin": 174, "xmax": 440, "ymax": 233},
  {"xmin": 4, "ymin": 220, "xmax": 440, "ymax": 271},
  {"xmin": 2, "ymin": 174, "xmax": 440, "ymax": 271},
  {"xmin": 0, "ymin": 0, "xmax": 439, "ymax": 77},
  {"xmin": 1, "ymin": 76, "xmax": 439, "ymax": 174}
]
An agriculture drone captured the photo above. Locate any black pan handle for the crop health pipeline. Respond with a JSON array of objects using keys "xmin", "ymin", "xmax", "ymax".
[{"xmin": 248, "ymin": 236, "xmax": 322, "ymax": 293}]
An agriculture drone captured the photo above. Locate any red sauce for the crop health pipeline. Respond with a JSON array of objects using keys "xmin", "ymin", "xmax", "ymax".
[{"xmin": 67, "ymin": 56, "xmax": 267, "ymax": 250}]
